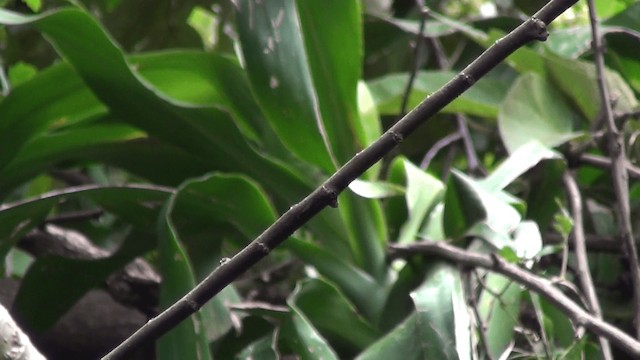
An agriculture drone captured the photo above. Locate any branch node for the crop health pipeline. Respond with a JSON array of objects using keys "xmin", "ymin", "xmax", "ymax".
[
  {"xmin": 219, "ymin": 257, "xmax": 231, "ymax": 266},
  {"xmin": 255, "ymin": 241, "xmax": 271, "ymax": 254},
  {"xmin": 530, "ymin": 17, "xmax": 549, "ymax": 41},
  {"xmin": 459, "ymin": 72, "xmax": 475, "ymax": 86},
  {"xmin": 389, "ymin": 130, "xmax": 404, "ymax": 144},
  {"xmin": 185, "ymin": 299, "xmax": 199, "ymax": 311},
  {"xmin": 321, "ymin": 185, "xmax": 339, "ymax": 208}
]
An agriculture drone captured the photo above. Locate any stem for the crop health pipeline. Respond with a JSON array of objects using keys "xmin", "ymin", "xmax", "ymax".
[{"xmin": 562, "ymin": 170, "xmax": 612, "ymax": 359}]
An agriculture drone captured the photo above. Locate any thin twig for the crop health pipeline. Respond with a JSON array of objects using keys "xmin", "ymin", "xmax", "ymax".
[
  {"xmin": 586, "ymin": 0, "xmax": 640, "ymax": 339},
  {"xmin": 603, "ymin": 26, "xmax": 640, "ymax": 44},
  {"xmin": 616, "ymin": 109, "xmax": 640, "ymax": 123},
  {"xmin": 467, "ymin": 270, "xmax": 494, "ymax": 360},
  {"xmin": 456, "ymin": 114, "xmax": 483, "ymax": 175},
  {"xmin": 562, "ymin": 170, "xmax": 612, "ymax": 359},
  {"xmin": 389, "ymin": 241, "xmax": 640, "ymax": 358},
  {"xmin": 420, "ymin": 132, "xmax": 462, "ymax": 169},
  {"xmin": 0, "ymin": 184, "xmax": 174, "ymax": 211},
  {"xmin": 102, "ymin": 2, "xmax": 579, "ymax": 357},
  {"xmin": 544, "ymin": 233, "xmax": 621, "ymax": 253},
  {"xmin": 45, "ymin": 209, "xmax": 105, "ymax": 224},
  {"xmin": 399, "ymin": 2, "xmax": 429, "ymax": 117},
  {"xmin": 576, "ymin": 153, "xmax": 640, "ymax": 179},
  {"xmin": 427, "ymin": 33, "xmax": 484, "ymax": 175}
]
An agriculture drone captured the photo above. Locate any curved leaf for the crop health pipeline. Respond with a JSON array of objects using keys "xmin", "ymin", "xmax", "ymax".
[
  {"xmin": 236, "ymin": 0, "xmax": 335, "ymax": 171},
  {"xmin": 290, "ymin": 278, "xmax": 380, "ymax": 352},
  {"xmin": 0, "ymin": 63, "xmax": 105, "ymax": 170},
  {"xmin": 443, "ymin": 171, "xmax": 487, "ymax": 239},
  {"xmin": 545, "ymin": 54, "xmax": 638, "ymax": 121},
  {"xmin": 283, "ymin": 282, "xmax": 340, "ymax": 360},
  {"xmin": 157, "ymin": 201, "xmax": 212, "ymax": 360},
  {"xmin": 286, "ymin": 238, "xmax": 385, "ymax": 322},
  {"xmin": 410, "ymin": 263, "xmax": 471, "ymax": 360},
  {"xmin": 498, "ymin": 73, "xmax": 581, "ymax": 154}
]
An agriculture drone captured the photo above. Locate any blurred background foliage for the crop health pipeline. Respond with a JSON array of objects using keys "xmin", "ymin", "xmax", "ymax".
[{"xmin": 0, "ymin": 0, "xmax": 639, "ymax": 359}]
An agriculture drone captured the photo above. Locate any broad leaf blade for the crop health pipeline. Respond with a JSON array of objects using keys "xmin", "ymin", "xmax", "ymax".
[
  {"xmin": 235, "ymin": 0, "xmax": 335, "ymax": 172},
  {"xmin": 498, "ymin": 73, "xmax": 581, "ymax": 154},
  {"xmin": 290, "ymin": 279, "xmax": 380, "ymax": 352},
  {"xmin": 157, "ymin": 201, "xmax": 212, "ymax": 360},
  {"xmin": 410, "ymin": 263, "xmax": 472, "ymax": 360}
]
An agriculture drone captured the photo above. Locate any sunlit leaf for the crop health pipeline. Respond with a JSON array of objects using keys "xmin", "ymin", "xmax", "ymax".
[{"xmin": 498, "ymin": 73, "xmax": 582, "ymax": 153}]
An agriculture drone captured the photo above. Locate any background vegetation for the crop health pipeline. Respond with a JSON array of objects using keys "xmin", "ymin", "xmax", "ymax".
[{"xmin": 0, "ymin": 0, "xmax": 639, "ymax": 359}]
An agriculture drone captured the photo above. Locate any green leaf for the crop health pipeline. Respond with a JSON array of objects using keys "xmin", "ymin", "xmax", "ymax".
[
  {"xmin": 356, "ymin": 313, "xmax": 423, "ymax": 360},
  {"xmin": 526, "ymin": 160, "xmax": 566, "ymax": 232},
  {"xmin": 446, "ymin": 171, "xmax": 522, "ymax": 247},
  {"xmin": 0, "ymin": 122, "xmax": 144, "ymax": 197},
  {"xmin": 0, "ymin": 8, "xmax": 353, "ymax": 255},
  {"xmin": 397, "ymin": 160, "xmax": 445, "ymax": 244},
  {"xmin": 479, "ymin": 141, "xmax": 561, "ymax": 193},
  {"xmin": 235, "ymin": 0, "xmax": 335, "ymax": 172},
  {"xmin": 356, "ymin": 81, "xmax": 383, "ymax": 163},
  {"xmin": 22, "ymin": 0, "xmax": 42, "ymax": 12},
  {"xmin": 283, "ymin": 283, "xmax": 340, "ymax": 360},
  {"xmin": 286, "ymin": 238, "xmax": 385, "ymax": 322},
  {"xmin": 367, "ymin": 71, "xmax": 508, "ymax": 119},
  {"xmin": 290, "ymin": 279, "xmax": 380, "ymax": 352},
  {"xmin": 237, "ymin": 334, "xmax": 279, "ymax": 360},
  {"xmin": 545, "ymin": 26, "xmax": 594, "ymax": 58},
  {"xmin": 170, "ymin": 173, "xmax": 277, "ymax": 242},
  {"xmin": 512, "ymin": 221, "xmax": 543, "ymax": 260},
  {"xmin": 361, "ymin": 265, "xmax": 471, "ymax": 360},
  {"xmin": 0, "ymin": 9, "xmax": 295, "ymax": 196},
  {"xmin": 443, "ymin": 171, "xmax": 487, "ymax": 239},
  {"xmin": 338, "ymin": 192, "xmax": 388, "ymax": 280},
  {"xmin": 410, "ymin": 264, "xmax": 472, "ymax": 360},
  {"xmin": 531, "ymin": 293, "xmax": 575, "ymax": 348},
  {"xmin": 296, "ymin": 0, "xmax": 365, "ymax": 165},
  {"xmin": 77, "ymin": 139, "xmax": 214, "ymax": 187},
  {"xmin": 130, "ymin": 51, "xmax": 268, "ymax": 146},
  {"xmin": 157, "ymin": 201, "xmax": 212, "ymax": 360},
  {"xmin": 478, "ymin": 274, "xmax": 522, "ymax": 359},
  {"xmin": 348, "ymin": 179, "xmax": 404, "ymax": 199},
  {"xmin": 545, "ymin": 53, "xmax": 638, "ymax": 121},
  {"xmin": 8, "ymin": 61, "xmax": 37, "ymax": 86},
  {"xmin": 498, "ymin": 73, "xmax": 582, "ymax": 154},
  {"xmin": 212, "ymin": 316, "xmax": 275, "ymax": 359},
  {"xmin": 235, "ymin": 1, "xmax": 386, "ymax": 276},
  {"xmin": 0, "ymin": 63, "xmax": 105, "ymax": 171}
]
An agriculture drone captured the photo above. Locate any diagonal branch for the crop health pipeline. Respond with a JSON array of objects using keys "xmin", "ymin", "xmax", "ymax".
[
  {"xmin": 102, "ymin": 1, "xmax": 580, "ymax": 358},
  {"xmin": 586, "ymin": 0, "xmax": 640, "ymax": 339}
]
